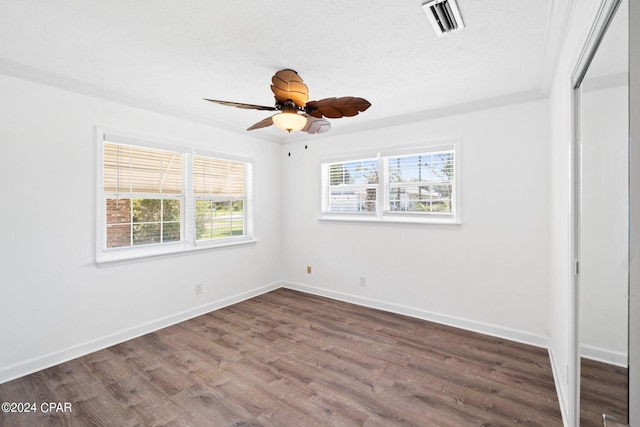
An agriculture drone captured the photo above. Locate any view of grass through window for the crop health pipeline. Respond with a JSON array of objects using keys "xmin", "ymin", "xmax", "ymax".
[
  {"xmin": 193, "ymin": 155, "xmax": 246, "ymax": 241},
  {"xmin": 102, "ymin": 140, "xmax": 250, "ymax": 254},
  {"xmin": 195, "ymin": 200, "xmax": 244, "ymax": 240}
]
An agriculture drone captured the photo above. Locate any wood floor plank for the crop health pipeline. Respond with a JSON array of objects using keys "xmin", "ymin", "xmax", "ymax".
[
  {"xmin": 580, "ymin": 357, "xmax": 629, "ymax": 427},
  {"xmin": 0, "ymin": 288, "xmax": 564, "ymax": 426}
]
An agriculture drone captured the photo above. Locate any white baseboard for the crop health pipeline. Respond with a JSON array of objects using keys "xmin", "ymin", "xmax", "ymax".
[
  {"xmin": 0, "ymin": 281, "xmax": 282, "ymax": 385},
  {"xmin": 581, "ymin": 343, "xmax": 628, "ymax": 367},
  {"xmin": 282, "ymin": 281, "xmax": 549, "ymax": 348}
]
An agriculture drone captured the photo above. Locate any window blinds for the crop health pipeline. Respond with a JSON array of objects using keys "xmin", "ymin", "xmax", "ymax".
[
  {"xmin": 327, "ymin": 158, "xmax": 378, "ymax": 213},
  {"xmin": 192, "ymin": 156, "xmax": 247, "ymax": 241},
  {"xmin": 97, "ymin": 131, "xmax": 255, "ymax": 262},
  {"xmin": 193, "ymin": 156, "xmax": 245, "ymax": 198},
  {"xmin": 321, "ymin": 145, "xmax": 457, "ymax": 220},
  {"xmin": 386, "ymin": 151, "xmax": 454, "ymax": 184},
  {"xmin": 103, "ymin": 142, "xmax": 182, "ymax": 195},
  {"xmin": 385, "ymin": 151, "xmax": 454, "ymax": 213}
]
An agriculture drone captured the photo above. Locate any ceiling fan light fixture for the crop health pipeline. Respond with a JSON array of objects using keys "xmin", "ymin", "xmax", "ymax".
[
  {"xmin": 272, "ymin": 112, "xmax": 307, "ymax": 133},
  {"xmin": 205, "ymin": 69, "xmax": 371, "ymax": 135}
]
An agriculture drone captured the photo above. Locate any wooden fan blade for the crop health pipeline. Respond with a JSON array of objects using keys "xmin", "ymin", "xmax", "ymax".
[
  {"xmin": 247, "ymin": 116, "xmax": 274, "ymax": 131},
  {"xmin": 305, "ymin": 97, "xmax": 371, "ymax": 119},
  {"xmin": 204, "ymin": 99, "xmax": 276, "ymax": 111},
  {"xmin": 303, "ymin": 116, "xmax": 331, "ymax": 135},
  {"xmin": 271, "ymin": 69, "xmax": 309, "ymax": 107}
]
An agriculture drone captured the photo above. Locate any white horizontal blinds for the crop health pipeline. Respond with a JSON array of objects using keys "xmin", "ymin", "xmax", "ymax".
[
  {"xmin": 104, "ymin": 143, "xmax": 182, "ymax": 194},
  {"xmin": 327, "ymin": 158, "xmax": 378, "ymax": 213},
  {"xmin": 193, "ymin": 156, "xmax": 245, "ymax": 197},
  {"xmin": 385, "ymin": 150, "xmax": 454, "ymax": 213},
  {"xmin": 103, "ymin": 142, "xmax": 183, "ymax": 249},
  {"xmin": 193, "ymin": 155, "xmax": 246, "ymax": 241}
]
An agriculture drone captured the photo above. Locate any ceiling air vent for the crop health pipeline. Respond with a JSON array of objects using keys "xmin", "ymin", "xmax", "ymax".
[{"xmin": 422, "ymin": 0, "xmax": 465, "ymax": 36}]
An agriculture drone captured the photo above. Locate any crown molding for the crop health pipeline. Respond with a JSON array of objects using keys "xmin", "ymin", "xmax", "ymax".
[
  {"xmin": 537, "ymin": 0, "xmax": 577, "ymax": 94},
  {"xmin": 282, "ymin": 89, "xmax": 546, "ymax": 144},
  {"xmin": 0, "ymin": 58, "xmax": 546, "ymax": 146},
  {"xmin": 0, "ymin": 58, "xmax": 281, "ymax": 144}
]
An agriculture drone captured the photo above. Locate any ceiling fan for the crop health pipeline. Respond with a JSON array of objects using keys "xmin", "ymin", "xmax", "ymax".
[{"xmin": 204, "ymin": 69, "xmax": 371, "ymax": 134}]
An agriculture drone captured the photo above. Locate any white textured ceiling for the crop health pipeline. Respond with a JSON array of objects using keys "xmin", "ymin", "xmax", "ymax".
[{"xmin": 0, "ymin": 0, "xmax": 567, "ymax": 142}]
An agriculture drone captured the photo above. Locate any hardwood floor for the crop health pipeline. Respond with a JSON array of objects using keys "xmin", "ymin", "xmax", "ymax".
[
  {"xmin": 0, "ymin": 289, "xmax": 563, "ymax": 426},
  {"xmin": 580, "ymin": 357, "xmax": 629, "ymax": 427}
]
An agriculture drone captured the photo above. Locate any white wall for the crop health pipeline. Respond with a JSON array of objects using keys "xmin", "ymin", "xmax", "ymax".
[
  {"xmin": 580, "ymin": 84, "xmax": 628, "ymax": 365},
  {"xmin": 0, "ymin": 74, "xmax": 283, "ymax": 383},
  {"xmin": 281, "ymin": 100, "xmax": 551, "ymax": 344}
]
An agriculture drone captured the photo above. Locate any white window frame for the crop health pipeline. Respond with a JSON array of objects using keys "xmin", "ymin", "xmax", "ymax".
[
  {"xmin": 320, "ymin": 141, "xmax": 460, "ymax": 224},
  {"xmin": 191, "ymin": 150, "xmax": 254, "ymax": 247},
  {"xmin": 96, "ymin": 128, "xmax": 255, "ymax": 266},
  {"xmin": 321, "ymin": 154, "xmax": 380, "ymax": 216}
]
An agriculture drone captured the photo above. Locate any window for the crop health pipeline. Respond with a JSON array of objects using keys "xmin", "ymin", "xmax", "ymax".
[
  {"xmin": 385, "ymin": 151, "xmax": 454, "ymax": 214},
  {"xmin": 321, "ymin": 143, "xmax": 458, "ymax": 223},
  {"xmin": 97, "ymin": 130, "xmax": 254, "ymax": 264},
  {"xmin": 103, "ymin": 143, "xmax": 183, "ymax": 248},
  {"xmin": 193, "ymin": 156, "xmax": 246, "ymax": 241},
  {"xmin": 326, "ymin": 157, "xmax": 379, "ymax": 213}
]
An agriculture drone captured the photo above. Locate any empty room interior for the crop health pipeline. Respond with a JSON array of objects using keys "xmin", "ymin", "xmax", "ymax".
[{"xmin": 0, "ymin": 1, "xmax": 638, "ymax": 426}]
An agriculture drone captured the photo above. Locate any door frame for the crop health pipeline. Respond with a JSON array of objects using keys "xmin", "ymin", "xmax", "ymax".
[{"xmin": 570, "ymin": 0, "xmax": 626, "ymax": 424}]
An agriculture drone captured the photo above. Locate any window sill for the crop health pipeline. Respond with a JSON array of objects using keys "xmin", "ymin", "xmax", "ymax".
[
  {"xmin": 319, "ymin": 215, "xmax": 461, "ymax": 226},
  {"xmin": 96, "ymin": 237, "xmax": 258, "ymax": 268}
]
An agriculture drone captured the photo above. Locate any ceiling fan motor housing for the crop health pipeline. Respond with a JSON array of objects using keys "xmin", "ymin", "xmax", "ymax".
[{"xmin": 277, "ymin": 100, "xmax": 302, "ymax": 113}]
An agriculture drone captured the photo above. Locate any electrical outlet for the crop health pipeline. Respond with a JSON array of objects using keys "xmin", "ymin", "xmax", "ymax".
[
  {"xmin": 307, "ymin": 266, "xmax": 312, "ymax": 274},
  {"xmin": 195, "ymin": 283, "xmax": 203, "ymax": 295},
  {"xmin": 359, "ymin": 277, "xmax": 367, "ymax": 287}
]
